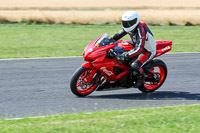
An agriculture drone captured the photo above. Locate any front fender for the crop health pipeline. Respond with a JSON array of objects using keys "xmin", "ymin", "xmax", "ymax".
[
  {"xmin": 82, "ymin": 62, "xmax": 92, "ymax": 68},
  {"xmin": 81, "ymin": 62, "xmax": 97, "ymax": 83}
]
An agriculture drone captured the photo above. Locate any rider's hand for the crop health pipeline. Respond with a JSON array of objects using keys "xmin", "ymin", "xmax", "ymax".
[
  {"xmin": 117, "ymin": 52, "xmax": 130, "ymax": 62},
  {"xmin": 107, "ymin": 49, "xmax": 116, "ymax": 58},
  {"xmin": 108, "ymin": 37, "xmax": 113, "ymax": 40}
]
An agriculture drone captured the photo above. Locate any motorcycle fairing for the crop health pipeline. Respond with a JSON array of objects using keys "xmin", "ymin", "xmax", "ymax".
[
  {"xmin": 92, "ymin": 58, "xmax": 130, "ymax": 81},
  {"xmin": 82, "ymin": 34, "xmax": 172, "ymax": 82},
  {"xmin": 155, "ymin": 40, "xmax": 172, "ymax": 57}
]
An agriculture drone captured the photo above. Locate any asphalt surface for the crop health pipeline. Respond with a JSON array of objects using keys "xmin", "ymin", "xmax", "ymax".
[{"xmin": 0, "ymin": 53, "xmax": 200, "ymax": 119}]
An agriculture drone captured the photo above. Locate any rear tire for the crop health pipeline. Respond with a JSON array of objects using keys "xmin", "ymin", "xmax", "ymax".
[
  {"xmin": 138, "ymin": 59, "xmax": 167, "ymax": 93},
  {"xmin": 70, "ymin": 67, "xmax": 99, "ymax": 97}
]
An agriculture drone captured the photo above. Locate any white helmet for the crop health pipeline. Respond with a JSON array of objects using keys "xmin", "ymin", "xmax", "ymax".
[{"xmin": 122, "ymin": 11, "xmax": 139, "ymax": 32}]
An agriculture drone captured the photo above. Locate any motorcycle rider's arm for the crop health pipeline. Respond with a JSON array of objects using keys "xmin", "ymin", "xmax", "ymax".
[
  {"xmin": 111, "ymin": 29, "xmax": 127, "ymax": 41},
  {"xmin": 127, "ymin": 26, "xmax": 145, "ymax": 58}
]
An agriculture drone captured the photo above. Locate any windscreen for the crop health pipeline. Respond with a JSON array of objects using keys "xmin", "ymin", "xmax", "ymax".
[{"xmin": 95, "ymin": 33, "xmax": 116, "ymax": 47}]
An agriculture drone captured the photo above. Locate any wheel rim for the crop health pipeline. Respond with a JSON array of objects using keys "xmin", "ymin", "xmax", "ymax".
[
  {"xmin": 76, "ymin": 69, "xmax": 97, "ymax": 94},
  {"xmin": 144, "ymin": 66, "xmax": 166, "ymax": 90}
]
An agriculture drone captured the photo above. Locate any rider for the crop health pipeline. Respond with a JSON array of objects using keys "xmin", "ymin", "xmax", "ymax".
[{"xmin": 110, "ymin": 11, "xmax": 156, "ymax": 88}]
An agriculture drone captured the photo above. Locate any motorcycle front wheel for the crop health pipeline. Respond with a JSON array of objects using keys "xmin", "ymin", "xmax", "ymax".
[{"xmin": 70, "ymin": 67, "xmax": 99, "ymax": 97}]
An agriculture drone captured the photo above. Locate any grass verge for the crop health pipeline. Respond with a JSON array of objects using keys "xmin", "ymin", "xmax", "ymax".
[
  {"xmin": 0, "ymin": 24, "xmax": 199, "ymax": 59},
  {"xmin": 0, "ymin": 105, "xmax": 200, "ymax": 133}
]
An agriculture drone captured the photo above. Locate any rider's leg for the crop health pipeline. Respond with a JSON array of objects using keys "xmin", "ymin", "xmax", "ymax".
[{"xmin": 131, "ymin": 50, "xmax": 151, "ymax": 88}]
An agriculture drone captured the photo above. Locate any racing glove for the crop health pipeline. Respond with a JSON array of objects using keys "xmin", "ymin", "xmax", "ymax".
[
  {"xmin": 107, "ymin": 49, "xmax": 117, "ymax": 58},
  {"xmin": 117, "ymin": 52, "xmax": 130, "ymax": 62}
]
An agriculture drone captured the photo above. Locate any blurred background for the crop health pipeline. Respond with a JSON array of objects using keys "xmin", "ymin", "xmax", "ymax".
[
  {"xmin": 0, "ymin": 0, "xmax": 199, "ymax": 59},
  {"xmin": 0, "ymin": 0, "xmax": 199, "ymax": 25}
]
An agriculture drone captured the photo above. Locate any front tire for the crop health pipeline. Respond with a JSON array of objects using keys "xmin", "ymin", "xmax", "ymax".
[
  {"xmin": 70, "ymin": 67, "xmax": 99, "ymax": 97},
  {"xmin": 138, "ymin": 59, "xmax": 168, "ymax": 93}
]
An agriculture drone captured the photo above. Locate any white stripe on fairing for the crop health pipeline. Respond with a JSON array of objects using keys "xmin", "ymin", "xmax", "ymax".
[{"xmin": 0, "ymin": 52, "xmax": 199, "ymax": 61}]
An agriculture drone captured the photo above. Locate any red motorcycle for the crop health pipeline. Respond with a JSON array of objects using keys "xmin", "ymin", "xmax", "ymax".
[{"xmin": 70, "ymin": 33, "xmax": 172, "ymax": 97}]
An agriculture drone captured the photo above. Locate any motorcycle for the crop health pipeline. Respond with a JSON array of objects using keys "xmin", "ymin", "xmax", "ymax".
[{"xmin": 70, "ymin": 33, "xmax": 172, "ymax": 97}]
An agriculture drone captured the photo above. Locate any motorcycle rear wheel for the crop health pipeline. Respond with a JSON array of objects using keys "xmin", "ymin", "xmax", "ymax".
[
  {"xmin": 70, "ymin": 67, "xmax": 99, "ymax": 97},
  {"xmin": 138, "ymin": 59, "xmax": 167, "ymax": 93}
]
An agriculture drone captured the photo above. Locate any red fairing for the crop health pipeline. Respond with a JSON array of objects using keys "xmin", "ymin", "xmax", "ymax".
[
  {"xmin": 92, "ymin": 58, "xmax": 130, "ymax": 81},
  {"xmin": 82, "ymin": 62, "xmax": 91, "ymax": 68},
  {"xmin": 83, "ymin": 37, "xmax": 116, "ymax": 62},
  {"xmin": 82, "ymin": 35, "xmax": 130, "ymax": 81},
  {"xmin": 86, "ymin": 44, "xmax": 115, "ymax": 62},
  {"xmin": 82, "ymin": 34, "xmax": 172, "ymax": 83},
  {"xmin": 83, "ymin": 35, "xmax": 102, "ymax": 59},
  {"xmin": 155, "ymin": 40, "xmax": 172, "ymax": 57}
]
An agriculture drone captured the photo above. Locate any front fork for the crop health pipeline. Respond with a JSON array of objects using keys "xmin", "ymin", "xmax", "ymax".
[{"xmin": 82, "ymin": 62, "xmax": 97, "ymax": 83}]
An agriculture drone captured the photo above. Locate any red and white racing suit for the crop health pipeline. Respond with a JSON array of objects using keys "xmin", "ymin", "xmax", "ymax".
[{"xmin": 112, "ymin": 21, "xmax": 156, "ymax": 72}]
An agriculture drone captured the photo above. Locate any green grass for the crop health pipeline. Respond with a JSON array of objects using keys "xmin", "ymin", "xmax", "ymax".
[
  {"xmin": 0, "ymin": 24, "xmax": 199, "ymax": 59},
  {"xmin": 0, "ymin": 105, "xmax": 200, "ymax": 133}
]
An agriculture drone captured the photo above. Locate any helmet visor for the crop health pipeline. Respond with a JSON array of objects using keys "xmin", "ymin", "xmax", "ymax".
[{"xmin": 122, "ymin": 18, "xmax": 137, "ymax": 28}]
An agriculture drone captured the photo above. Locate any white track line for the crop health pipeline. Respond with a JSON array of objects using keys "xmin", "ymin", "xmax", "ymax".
[
  {"xmin": 0, "ymin": 56, "xmax": 82, "ymax": 61},
  {"xmin": 4, "ymin": 104, "xmax": 200, "ymax": 120},
  {"xmin": 0, "ymin": 52, "xmax": 199, "ymax": 61}
]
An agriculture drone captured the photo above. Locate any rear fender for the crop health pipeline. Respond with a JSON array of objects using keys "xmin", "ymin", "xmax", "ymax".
[
  {"xmin": 142, "ymin": 59, "xmax": 165, "ymax": 72},
  {"xmin": 81, "ymin": 63, "xmax": 97, "ymax": 83},
  {"xmin": 155, "ymin": 40, "xmax": 172, "ymax": 57}
]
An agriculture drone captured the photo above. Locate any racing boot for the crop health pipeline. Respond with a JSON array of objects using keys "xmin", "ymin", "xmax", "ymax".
[
  {"xmin": 131, "ymin": 60, "xmax": 144, "ymax": 88},
  {"xmin": 134, "ymin": 72, "xmax": 144, "ymax": 88}
]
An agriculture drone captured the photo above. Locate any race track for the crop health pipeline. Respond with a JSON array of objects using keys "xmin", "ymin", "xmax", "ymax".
[{"xmin": 0, "ymin": 53, "xmax": 200, "ymax": 119}]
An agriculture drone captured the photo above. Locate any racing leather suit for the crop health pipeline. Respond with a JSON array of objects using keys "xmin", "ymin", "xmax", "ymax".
[{"xmin": 111, "ymin": 21, "xmax": 156, "ymax": 71}]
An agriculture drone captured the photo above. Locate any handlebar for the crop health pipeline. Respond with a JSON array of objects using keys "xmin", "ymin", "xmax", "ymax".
[{"xmin": 108, "ymin": 49, "xmax": 117, "ymax": 58}]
